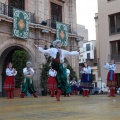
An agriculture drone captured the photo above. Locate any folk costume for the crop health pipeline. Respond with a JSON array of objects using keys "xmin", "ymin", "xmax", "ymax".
[
  {"xmin": 20, "ymin": 61, "xmax": 37, "ymax": 98},
  {"xmin": 37, "ymin": 39, "xmax": 79, "ymax": 101},
  {"xmin": 76, "ymin": 79, "xmax": 82, "ymax": 95},
  {"xmin": 47, "ymin": 68, "xmax": 57, "ymax": 97},
  {"xmin": 4, "ymin": 68, "xmax": 17, "ymax": 99},
  {"xmin": 80, "ymin": 66, "xmax": 92, "ymax": 97},
  {"xmin": 104, "ymin": 62, "xmax": 117, "ymax": 97},
  {"xmin": 70, "ymin": 79, "xmax": 77, "ymax": 95}
]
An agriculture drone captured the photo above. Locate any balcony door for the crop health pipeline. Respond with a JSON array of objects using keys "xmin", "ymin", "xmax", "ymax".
[
  {"xmin": 8, "ymin": 0, "xmax": 25, "ymax": 17},
  {"xmin": 50, "ymin": 2, "xmax": 62, "ymax": 29}
]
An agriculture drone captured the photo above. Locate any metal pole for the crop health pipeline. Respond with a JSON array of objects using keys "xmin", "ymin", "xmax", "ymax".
[{"xmin": 101, "ymin": 79, "xmax": 102, "ymax": 94}]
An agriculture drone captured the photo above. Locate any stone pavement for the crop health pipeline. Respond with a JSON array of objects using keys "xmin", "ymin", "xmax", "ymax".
[{"xmin": 0, "ymin": 95, "xmax": 120, "ymax": 120}]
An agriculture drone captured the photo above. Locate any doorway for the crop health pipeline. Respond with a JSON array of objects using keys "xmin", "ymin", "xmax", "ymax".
[{"xmin": 0, "ymin": 46, "xmax": 31, "ymax": 97}]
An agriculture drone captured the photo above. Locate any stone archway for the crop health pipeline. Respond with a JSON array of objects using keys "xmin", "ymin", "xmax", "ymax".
[{"xmin": 0, "ymin": 45, "xmax": 33, "ymax": 97}]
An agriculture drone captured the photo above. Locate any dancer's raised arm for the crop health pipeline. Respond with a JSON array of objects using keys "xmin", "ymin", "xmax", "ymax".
[
  {"xmin": 34, "ymin": 44, "xmax": 52, "ymax": 55},
  {"xmin": 63, "ymin": 49, "xmax": 79, "ymax": 58}
]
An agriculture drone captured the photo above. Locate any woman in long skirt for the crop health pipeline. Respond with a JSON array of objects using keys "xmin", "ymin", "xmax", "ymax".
[
  {"xmin": 34, "ymin": 39, "xmax": 79, "ymax": 101},
  {"xmin": 104, "ymin": 59, "xmax": 117, "ymax": 97},
  {"xmin": 80, "ymin": 62, "xmax": 93, "ymax": 97},
  {"xmin": 47, "ymin": 66, "xmax": 57, "ymax": 97},
  {"xmin": 4, "ymin": 62, "xmax": 17, "ymax": 99}
]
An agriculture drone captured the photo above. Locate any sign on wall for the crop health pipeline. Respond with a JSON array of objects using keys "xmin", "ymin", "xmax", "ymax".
[
  {"xmin": 56, "ymin": 22, "xmax": 68, "ymax": 46},
  {"xmin": 13, "ymin": 8, "xmax": 29, "ymax": 39}
]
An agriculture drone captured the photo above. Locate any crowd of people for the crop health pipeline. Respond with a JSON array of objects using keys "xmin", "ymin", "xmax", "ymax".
[{"xmin": 3, "ymin": 39, "xmax": 118, "ymax": 100}]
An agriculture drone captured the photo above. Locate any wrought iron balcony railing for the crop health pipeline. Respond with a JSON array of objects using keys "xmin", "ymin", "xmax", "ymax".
[
  {"xmin": 0, "ymin": 2, "xmax": 72, "ymax": 33},
  {"xmin": 110, "ymin": 26, "xmax": 120, "ymax": 35},
  {"xmin": 0, "ymin": 2, "xmax": 35, "ymax": 23},
  {"xmin": 46, "ymin": 19, "xmax": 71, "ymax": 33},
  {"xmin": 109, "ymin": 54, "xmax": 120, "ymax": 62}
]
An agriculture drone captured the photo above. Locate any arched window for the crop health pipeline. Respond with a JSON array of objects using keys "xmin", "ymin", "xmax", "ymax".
[{"xmin": 8, "ymin": 0, "xmax": 25, "ymax": 17}]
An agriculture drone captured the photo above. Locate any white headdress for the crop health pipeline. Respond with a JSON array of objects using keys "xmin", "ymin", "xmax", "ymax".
[
  {"xmin": 53, "ymin": 39, "xmax": 61, "ymax": 47},
  {"xmin": 26, "ymin": 61, "xmax": 32, "ymax": 65}
]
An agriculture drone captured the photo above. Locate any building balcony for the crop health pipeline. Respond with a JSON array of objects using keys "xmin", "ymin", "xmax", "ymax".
[
  {"xmin": 46, "ymin": 19, "xmax": 71, "ymax": 33},
  {"xmin": 0, "ymin": 2, "xmax": 35, "ymax": 23},
  {"xmin": 0, "ymin": 2, "xmax": 72, "ymax": 33},
  {"xmin": 110, "ymin": 26, "xmax": 120, "ymax": 35},
  {"xmin": 109, "ymin": 54, "xmax": 120, "ymax": 62}
]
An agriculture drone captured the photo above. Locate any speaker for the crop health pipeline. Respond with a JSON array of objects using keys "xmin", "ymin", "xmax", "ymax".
[{"xmin": 41, "ymin": 21, "xmax": 47, "ymax": 26}]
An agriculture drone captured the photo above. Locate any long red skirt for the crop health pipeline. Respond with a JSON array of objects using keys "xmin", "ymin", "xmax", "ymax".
[
  {"xmin": 107, "ymin": 72, "xmax": 117, "ymax": 88},
  {"xmin": 4, "ymin": 76, "xmax": 15, "ymax": 91},
  {"xmin": 47, "ymin": 76, "xmax": 57, "ymax": 90}
]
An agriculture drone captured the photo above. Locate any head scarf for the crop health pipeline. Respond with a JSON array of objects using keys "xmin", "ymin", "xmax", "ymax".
[
  {"xmin": 52, "ymin": 39, "xmax": 61, "ymax": 47},
  {"xmin": 26, "ymin": 61, "xmax": 32, "ymax": 66}
]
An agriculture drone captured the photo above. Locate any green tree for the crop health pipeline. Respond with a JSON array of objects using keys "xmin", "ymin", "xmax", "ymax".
[
  {"xmin": 67, "ymin": 64, "xmax": 78, "ymax": 81},
  {"xmin": 12, "ymin": 50, "xmax": 28, "ymax": 88}
]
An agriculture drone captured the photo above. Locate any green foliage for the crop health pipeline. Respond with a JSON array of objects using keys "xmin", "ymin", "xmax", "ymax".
[
  {"xmin": 12, "ymin": 50, "xmax": 28, "ymax": 88},
  {"xmin": 67, "ymin": 64, "xmax": 78, "ymax": 81},
  {"xmin": 40, "ymin": 63, "xmax": 50, "ymax": 90}
]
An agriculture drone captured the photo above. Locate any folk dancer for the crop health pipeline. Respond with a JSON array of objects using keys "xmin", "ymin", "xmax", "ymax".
[
  {"xmin": 80, "ymin": 62, "xmax": 93, "ymax": 97},
  {"xmin": 4, "ymin": 62, "xmax": 17, "ymax": 99},
  {"xmin": 104, "ymin": 60, "xmax": 117, "ymax": 97},
  {"xmin": 47, "ymin": 66, "xmax": 57, "ymax": 97},
  {"xmin": 34, "ymin": 39, "xmax": 79, "ymax": 101},
  {"xmin": 20, "ymin": 61, "xmax": 37, "ymax": 98},
  {"xmin": 70, "ymin": 77, "xmax": 77, "ymax": 95},
  {"xmin": 76, "ymin": 78, "xmax": 81, "ymax": 95}
]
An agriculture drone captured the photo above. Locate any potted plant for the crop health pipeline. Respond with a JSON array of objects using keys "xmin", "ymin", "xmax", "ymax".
[{"xmin": 40, "ymin": 63, "xmax": 50, "ymax": 96}]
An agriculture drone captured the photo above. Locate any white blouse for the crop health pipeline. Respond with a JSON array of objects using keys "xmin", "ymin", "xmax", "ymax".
[
  {"xmin": 23, "ymin": 67, "xmax": 35, "ymax": 76},
  {"xmin": 70, "ymin": 80, "xmax": 77, "ymax": 85},
  {"xmin": 66, "ymin": 69, "xmax": 70, "ymax": 77},
  {"xmin": 104, "ymin": 63, "xmax": 116, "ymax": 71},
  {"xmin": 6, "ymin": 68, "xmax": 17, "ymax": 76},
  {"xmin": 76, "ymin": 79, "xmax": 81, "ymax": 87},
  {"xmin": 80, "ymin": 66, "xmax": 91, "ymax": 74},
  {"xmin": 66, "ymin": 69, "xmax": 70, "ymax": 83},
  {"xmin": 49, "ymin": 69, "xmax": 57, "ymax": 77},
  {"xmin": 38, "ymin": 47, "xmax": 79, "ymax": 62}
]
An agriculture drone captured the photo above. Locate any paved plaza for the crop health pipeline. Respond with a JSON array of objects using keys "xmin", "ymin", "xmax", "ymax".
[{"xmin": 0, "ymin": 95, "xmax": 120, "ymax": 120}]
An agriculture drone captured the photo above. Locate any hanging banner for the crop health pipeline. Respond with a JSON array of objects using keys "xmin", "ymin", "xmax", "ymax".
[
  {"xmin": 56, "ymin": 22, "xmax": 68, "ymax": 46},
  {"xmin": 13, "ymin": 8, "xmax": 29, "ymax": 39}
]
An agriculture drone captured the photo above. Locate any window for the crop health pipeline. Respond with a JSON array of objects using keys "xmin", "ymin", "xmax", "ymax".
[
  {"xmin": 8, "ymin": 0, "xmax": 25, "ymax": 17},
  {"xmin": 111, "ymin": 41, "xmax": 120, "ymax": 54},
  {"xmin": 86, "ymin": 44, "xmax": 90, "ymax": 51},
  {"xmin": 109, "ymin": 13, "xmax": 120, "ymax": 35},
  {"xmin": 111, "ymin": 42, "xmax": 117, "ymax": 54},
  {"xmin": 87, "ymin": 53, "xmax": 90, "ymax": 59},
  {"xmin": 51, "ymin": 2, "xmax": 62, "ymax": 29},
  {"xmin": 94, "ymin": 63, "xmax": 97, "ymax": 66},
  {"xmin": 110, "ymin": 41, "xmax": 120, "ymax": 62}
]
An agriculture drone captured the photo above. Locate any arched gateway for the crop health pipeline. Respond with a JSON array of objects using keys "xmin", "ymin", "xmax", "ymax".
[{"xmin": 0, "ymin": 43, "xmax": 35, "ymax": 97}]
